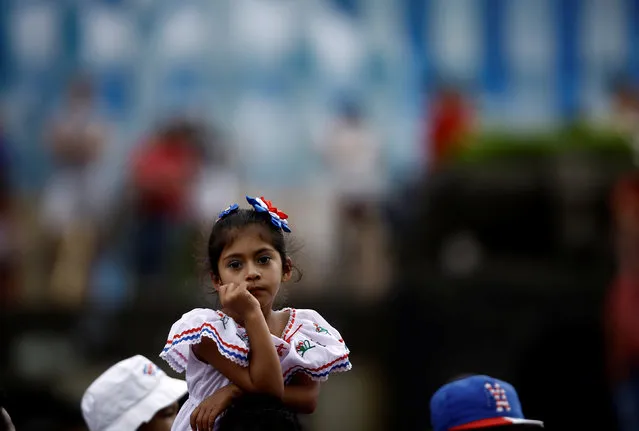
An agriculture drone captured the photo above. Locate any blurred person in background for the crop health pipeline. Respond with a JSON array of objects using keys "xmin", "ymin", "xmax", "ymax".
[
  {"xmin": 430, "ymin": 375, "xmax": 543, "ymax": 431},
  {"xmin": 160, "ymin": 196, "xmax": 351, "ymax": 430},
  {"xmin": 189, "ymin": 121, "xmax": 240, "ymax": 228},
  {"xmin": 610, "ymin": 78, "xmax": 639, "ymax": 132},
  {"xmin": 42, "ymin": 75, "xmax": 107, "ymax": 307},
  {"xmin": 425, "ymin": 85, "xmax": 475, "ymax": 172},
  {"xmin": 130, "ymin": 119, "xmax": 203, "ymax": 296},
  {"xmin": 609, "ymin": 78, "xmax": 639, "ymax": 165},
  {"xmin": 318, "ymin": 100, "xmax": 387, "ymax": 296},
  {"xmin": 81, "ymin": 355, "xmax": 187, "ymax": 431},
  {"xmin": 0, "ymin": 113, "xmax": 16, "ymax": 306},
  {"xmin": 606, "ymin": 173, "xmax": 639, "ymax": 431}
]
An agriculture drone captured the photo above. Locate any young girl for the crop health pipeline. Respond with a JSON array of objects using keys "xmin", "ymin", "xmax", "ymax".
[{"xmin": 159, "ymin": 196, "xmax": 352, "ymax": 430}]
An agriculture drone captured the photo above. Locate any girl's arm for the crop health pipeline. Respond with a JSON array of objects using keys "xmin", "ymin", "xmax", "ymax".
[
  {"xmin": 191, "ymin": 377, "xmax": 319, "ymax": 429},
  {"xmin": 193, "ymin": 308, "xmax": 284, "ymax": 398},
  {"xmin": 282, "ymin": 374, "xmax": 320, "ymax": 414},
  {"xmin": 197, "ymin": 374, "xmax": 319, "ymax": 423},
  {"xmin": 221, "ymin": 375, "xmax": 320, "ymax": 414}
]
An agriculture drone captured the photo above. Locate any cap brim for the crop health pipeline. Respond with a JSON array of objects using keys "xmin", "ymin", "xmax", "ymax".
[
  {"xmin": 105, "ymin": 375, "xmax": 187, "ymax": 431},
  {"xmin": 450, "ymin": 417, "xmax": 544, "ymax": 430}
]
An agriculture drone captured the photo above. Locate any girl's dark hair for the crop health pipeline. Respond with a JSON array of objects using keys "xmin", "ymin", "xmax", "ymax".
[
  {"xmin": 207, "ymin": 209, "xmax": 297, "ymax": 281},
  {"xmin": 217, "ymin": 394, "xmax": 303, "ymax": 431}
]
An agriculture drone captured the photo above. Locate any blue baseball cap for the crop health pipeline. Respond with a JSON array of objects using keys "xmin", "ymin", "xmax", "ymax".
[{"xmin": 430, "ymin": 375, "xmax": 543, "ymax": 431}]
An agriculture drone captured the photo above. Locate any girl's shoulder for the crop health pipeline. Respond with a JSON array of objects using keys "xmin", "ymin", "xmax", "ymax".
[
  {"xmin": 278, "ymin": 308, "xmax": 352, "ymax": 382},
  {"xmin": 283, "ymin": 308, "xmax": 344, "ymax": 333},
  {"xmin": 159, "ymin": 308, "xmax": 249, "ymax": 374}
]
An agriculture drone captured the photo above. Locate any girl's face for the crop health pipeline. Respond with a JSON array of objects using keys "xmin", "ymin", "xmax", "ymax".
[{"xmin": 215, "ymin": 225, "xmax": 292, "ymax": 311}]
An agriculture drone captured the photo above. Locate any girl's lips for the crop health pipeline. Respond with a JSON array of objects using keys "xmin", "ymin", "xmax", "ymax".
[{"xmin": 248, "ymin": 286, "xmax": 266, "ymax": 294}]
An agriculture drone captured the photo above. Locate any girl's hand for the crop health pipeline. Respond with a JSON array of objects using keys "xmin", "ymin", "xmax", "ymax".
[
  {"xmin": 218, "ymin": 282, "xmax": 261, "ymax": 320},
  {"xmin": 190, "ymin": 384, "xmax": 242, "ymax": 431}
]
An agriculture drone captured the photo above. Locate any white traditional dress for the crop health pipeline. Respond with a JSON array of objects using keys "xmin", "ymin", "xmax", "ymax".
[{"xmin": 159, "ymin": 307, "xmax": 351, "ymax": 430}]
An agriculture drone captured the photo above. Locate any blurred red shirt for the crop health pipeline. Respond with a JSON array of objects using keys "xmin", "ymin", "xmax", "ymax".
[
  {"xmin": 606, "ymin": 174, "xmax": 639, "ymax": 381},
  {"xmin": 132, "ymin": 138, "xmax": 199, "ymax": 218},
  {"xmin": 606, "ymin": 275, "xmax": 639, "ymax": 381},
  {"xmin": 427, "ymin": 90, "xmax": 473, "ymax": 170}
]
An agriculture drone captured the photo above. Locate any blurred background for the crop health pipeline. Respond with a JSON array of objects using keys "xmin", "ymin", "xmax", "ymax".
[{"xmin": 1, "ymin": 0, "xmax": 639, "ymax": 429}]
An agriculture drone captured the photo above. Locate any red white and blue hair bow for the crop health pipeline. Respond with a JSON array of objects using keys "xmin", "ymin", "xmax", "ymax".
[
  {"xmin": 246, "ymin": 196, "xmax": 291, "ymax": 232},
  {"xmin": 217, "ymin": 203, "xmax": 239, "ymax": 220}
]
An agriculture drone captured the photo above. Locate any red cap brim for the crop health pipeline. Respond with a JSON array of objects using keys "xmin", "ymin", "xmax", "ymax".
[{"xmin": 450, "ymin": 417, "xmax": 544, "ymax": 430}]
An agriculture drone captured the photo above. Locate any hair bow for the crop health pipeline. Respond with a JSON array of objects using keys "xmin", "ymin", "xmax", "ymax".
[
  {"xmin": 246, "ymin": 196, "xmax": 291, "ymax": 232},
  {"xmin": 217, "ymin": 203, "xmax": 239, "ymax": 220}
]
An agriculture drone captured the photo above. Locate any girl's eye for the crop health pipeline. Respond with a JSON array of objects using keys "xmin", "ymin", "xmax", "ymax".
[
  {"xmin": 228, "ymin": 261, "xmax": 242, "ymax": 269},
  {"xmin": 257, "ymin": 256, "xmax": 272, "ymax": 265}
]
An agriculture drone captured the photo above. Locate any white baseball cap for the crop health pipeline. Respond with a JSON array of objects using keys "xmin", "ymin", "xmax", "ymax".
[{"xmin": 81, "ymin": 355, "xmax": 187, "ymax": 431}]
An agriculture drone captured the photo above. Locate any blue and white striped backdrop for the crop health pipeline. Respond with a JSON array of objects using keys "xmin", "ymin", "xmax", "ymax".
[
  {"xmin": 1, "ymin": 0, "xmax": 638, "ymax": 187},
  {"xmin": 405, "ymin": 0, "xmax": 637, "ymax": 124}
]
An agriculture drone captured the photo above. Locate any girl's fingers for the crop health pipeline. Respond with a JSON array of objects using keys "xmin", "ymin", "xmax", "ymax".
[{"xmin": 190, "ymin": 407, "xmax": 200, "ymax": 430}]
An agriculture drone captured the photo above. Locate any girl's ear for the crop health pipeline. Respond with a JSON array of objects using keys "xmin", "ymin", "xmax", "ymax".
[
  {"xmin": 211, "ymin": 273, "xmax": 222, "ymax": 290},
  {"xmin": 282, "ymin": 257, "xmax": 293, "ymax": 282}
]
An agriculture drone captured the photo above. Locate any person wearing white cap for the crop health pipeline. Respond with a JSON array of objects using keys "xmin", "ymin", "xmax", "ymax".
[{"xmin": 81, "ymin": 355, "xmax": 187, "ymax": 431}]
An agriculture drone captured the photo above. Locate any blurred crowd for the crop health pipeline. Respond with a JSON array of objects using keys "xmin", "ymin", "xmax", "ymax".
[
  {"xmin": 0, "ymin": 74, "xmax": 407, "ymax": 311},
  {"xmin": 0, "ymin": 66, "xmax": 495, "ymax": 313}
]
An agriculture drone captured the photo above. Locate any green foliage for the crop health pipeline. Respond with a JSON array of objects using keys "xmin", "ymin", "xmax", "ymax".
[{"xmin": 454, "ymin": 124, "xmax": 633, "ymax": 164}]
